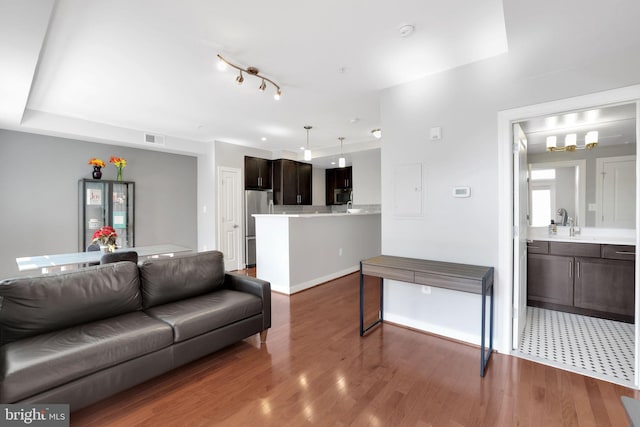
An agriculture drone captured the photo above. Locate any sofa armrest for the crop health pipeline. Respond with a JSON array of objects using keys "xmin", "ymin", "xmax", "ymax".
[{"xmin": 224, "ymin": 273, "xmax": 271, "ymax": 330}]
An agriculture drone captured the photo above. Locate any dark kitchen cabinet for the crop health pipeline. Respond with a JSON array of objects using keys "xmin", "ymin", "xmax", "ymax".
[
  {"xmin": 244, "ymin": 156, "xmax": 272, "ymax": 190},
  {"xmin": 527, "ymin": 241, "xmax": 635, "ymax": 322},
  {"xmin": 273, "ymin": 159, "xmax": 312, "ymax": 205},
  {"xmin": 527, "ymin": 253, "xmax": 574, "ymax": 306},
  {"xmin": 325, "ymin": 166, "xmax": 353, "ymax": 205},
  {"xmin": 334, "ymin": 166, "xmax": 352, "ymax": 189}
]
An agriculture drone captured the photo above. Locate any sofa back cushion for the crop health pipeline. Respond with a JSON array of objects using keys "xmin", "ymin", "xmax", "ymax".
[
  {"xmin": 0, "ymin": 262, "xmax": 141, "ymax": 346},
  {"xmin": 139, "ymin": 251, "xmax": 225, "ymax": 309}
]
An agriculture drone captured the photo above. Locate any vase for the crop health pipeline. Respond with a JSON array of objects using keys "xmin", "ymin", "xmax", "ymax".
[
  {"xmin": 92, "ymin": 166, "xmax": 102, "ymax": 179},
  {"xmin": 99, "ymin": 245, "xmax": 109, "ymax": 254},
  {"xmin": 116, "ymin": 167, "xmax": 123, "ymax": 181}
]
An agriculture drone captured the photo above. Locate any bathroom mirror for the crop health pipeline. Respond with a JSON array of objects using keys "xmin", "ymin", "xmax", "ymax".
[{"xmin": 521, "ymin": 103, "xmax": 637, "ymax": 229}]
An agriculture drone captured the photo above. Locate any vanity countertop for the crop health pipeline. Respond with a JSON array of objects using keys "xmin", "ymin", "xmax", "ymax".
[
  {"xmin": 527, "ymin": 227, "xmax": 636, "ymax": 246},
  {"xmin": 253, "ymin": 212, "xmax": 380, "ymax": 218}
]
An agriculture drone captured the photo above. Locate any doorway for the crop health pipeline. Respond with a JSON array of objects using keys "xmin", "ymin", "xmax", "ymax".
[
  {"xmin": 497, "ymin": 85, "xmax": 640, "ymax": 388},
  {"xmin": 217, "ymin": 166, "xmax": 243, "ymax": 271}
]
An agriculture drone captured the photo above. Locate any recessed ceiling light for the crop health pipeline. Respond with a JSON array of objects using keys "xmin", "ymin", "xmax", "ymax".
[
  {"xmin": 300, "ymin": 147, "xmax": 305, "ymax": 150},
  {"xmin": 399, "ymin": 24, "xmax": 415, "ymax": 38},
  {"xmin": 331, "ymin": 162, "xmax": 336, "ymax": 165},
  {"xmin": 261, "ymin": 137, "xmax": 267, "ymax": 141},
  {"xmin": 349, "ymin": 118, "xmax": 360, "ymax": 124}
]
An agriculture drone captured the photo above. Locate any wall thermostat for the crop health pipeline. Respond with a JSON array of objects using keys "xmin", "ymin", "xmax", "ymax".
[{"xmin": 453, "ymin": 186, "xmax": 471, "ymax": 198}]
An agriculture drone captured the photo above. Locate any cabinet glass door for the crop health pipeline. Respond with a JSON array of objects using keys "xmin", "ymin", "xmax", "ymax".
[{"xmin": 79, "ymin": 179, "xmax": 135, "ymax": 250}]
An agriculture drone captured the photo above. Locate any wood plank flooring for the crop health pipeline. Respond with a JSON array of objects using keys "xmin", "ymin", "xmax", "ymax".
[{"xmin": 71, "ymin": 271, "xmax": 640, "ymax": 426}]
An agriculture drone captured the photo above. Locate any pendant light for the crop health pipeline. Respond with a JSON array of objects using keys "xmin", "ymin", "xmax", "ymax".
[
  {"xmin": 304, "ymin": 126, "xmax": 312, "ymax": 161},
  {"xmin": 338, "ymin": 137, "xmax": 346, "ymax": 168}
]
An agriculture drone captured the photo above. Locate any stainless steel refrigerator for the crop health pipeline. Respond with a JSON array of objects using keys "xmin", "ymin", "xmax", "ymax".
[{"xmin": 245, "ymin": 189, "xmax": 273, "ymax": 267}]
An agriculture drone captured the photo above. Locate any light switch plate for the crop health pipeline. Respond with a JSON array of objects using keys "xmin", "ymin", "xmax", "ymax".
[{"xmin": 430, "ymin": 126, "xmax": 442, "ymax": 140}]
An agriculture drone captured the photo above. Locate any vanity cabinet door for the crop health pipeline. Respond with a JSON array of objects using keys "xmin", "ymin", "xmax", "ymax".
[
  {"xmin": 527, "ymin": 254, "xmax": 574, "ymax": 306},
  {"xmin": 574, "ymin": 257, "xmax": 635, "ymax": 316}
]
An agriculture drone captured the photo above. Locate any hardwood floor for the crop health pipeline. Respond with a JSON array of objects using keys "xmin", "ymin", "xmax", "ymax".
[{"xmin": 71, "ymin": 272, "xmax": 639, "ymax": 426}]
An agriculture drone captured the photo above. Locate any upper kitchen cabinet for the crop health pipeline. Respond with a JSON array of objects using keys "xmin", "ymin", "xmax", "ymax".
[
  {"xmin": 273, "ymin": 159, "xmax": 312, "ymax": 205},
  {"xmin": 326, "ymin": 166, "xmax": 352, "ymax": 205},
  {"xmin": 244, "ymin": 156, "xmax": 272, "ymax": 190},
  {"xmin": 334, "ymin": 166, "xmax": 352, "ymax": 189}
]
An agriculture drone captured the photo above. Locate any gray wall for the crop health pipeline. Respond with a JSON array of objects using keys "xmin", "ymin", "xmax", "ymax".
[{"xmin": 0, "ymin": 130, "xmax": 197, "ymax": 278}]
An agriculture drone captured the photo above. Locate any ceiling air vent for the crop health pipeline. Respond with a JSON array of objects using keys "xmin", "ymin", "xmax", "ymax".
[{"xmin": 144, "ymin": 133, "xmax": 165, "ymax": 146}]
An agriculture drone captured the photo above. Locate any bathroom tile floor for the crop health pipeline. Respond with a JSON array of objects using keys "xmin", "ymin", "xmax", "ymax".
[{"xmin": 518, "ymin": 306, "xmax": 634, "ymax": 384}]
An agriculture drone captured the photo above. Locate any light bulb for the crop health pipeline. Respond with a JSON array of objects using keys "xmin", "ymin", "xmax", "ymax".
[
  {"xmin": 274, "ymin": 89, "xmax": 281, "ymax": 100},
  {"xmin": 217, "ymin": 57, "xmax": 228, "ymax": 71},
  {"xmin": 565, "ymin": 133, "xmax": 577, "ymax": 150},
  {"xmin": 585, "ymin": 131, "xmax": 598, "ymax": 149},
  {"xmin": 546, "ymin": 136, "xmax": 557, "ymax": 151}
]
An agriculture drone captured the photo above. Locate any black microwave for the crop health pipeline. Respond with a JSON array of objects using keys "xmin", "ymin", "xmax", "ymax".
[{"xmin": 334, "ymin": 189, "xmax": 352, "ymax": 204}]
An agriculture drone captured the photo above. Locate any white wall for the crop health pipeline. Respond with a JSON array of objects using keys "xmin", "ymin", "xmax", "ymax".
[
  {"xmin": 352, "ymin": 149, "xmax": 381, "ymax": 205},
  {"xmin": 381, "ymin": 45, "xmax": 640, "ymax": 350}
]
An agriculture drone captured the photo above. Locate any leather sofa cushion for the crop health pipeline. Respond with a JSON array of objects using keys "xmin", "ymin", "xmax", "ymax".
[
  {"xmin": 0, "ymin": 311, "xmax": 173, "ymax": 403},
  {"xmin": 139, "ymin": 251, "xmax": 225, "ymax": 309},
  {"xmin": 145, "ymin": 290, "xmax": 262, "ymax": 343},
  {"xmin": 0, "ymin": 262, "xmax": 141, "ymax": 346}
]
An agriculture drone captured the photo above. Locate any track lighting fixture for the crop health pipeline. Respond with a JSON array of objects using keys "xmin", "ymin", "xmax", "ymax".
[
  {"xmin": 304, "ymin": 126, "xmax": 312, "ymax": 161},
  {"xmin": 338, "ymin": 137, "xmax": 346, "ymax": 168},
  {"xmin": 217, "ymin": 54, "xmax": 282, "ymax": 100}
]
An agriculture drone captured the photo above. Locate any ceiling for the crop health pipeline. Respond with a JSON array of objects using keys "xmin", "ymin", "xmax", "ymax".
[
  {"xmin": 519, "ymin": 103, "xmax": 637, "ymax": 154},
  {"xmin": 0, "ymin": 0, "xmax": 507, "ymax": 159}
]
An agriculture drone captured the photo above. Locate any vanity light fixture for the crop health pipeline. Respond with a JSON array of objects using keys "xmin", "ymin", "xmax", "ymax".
[
  {"xmin": 338, "ymin": 137, "xmax": 346, "ymax": 168},
  {"xmin": 304, "ymin": 126, "xmax": 312, "ymax": 161},
  {"xmin": 546, "ymin": 131, "xmax": 598, "ymax": 152},
  {"xmin": 217, "ymin": 54, "xmax": 282, "ymax": 100},
  {"xmin": 371, "ymin": 129, "xmax": 382, "ymax": 139}
]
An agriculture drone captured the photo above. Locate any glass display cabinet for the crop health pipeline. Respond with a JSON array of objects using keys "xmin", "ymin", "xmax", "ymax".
[{"xmin": 79, "ymin": 179, "xmax": 135, "ymax": 251}]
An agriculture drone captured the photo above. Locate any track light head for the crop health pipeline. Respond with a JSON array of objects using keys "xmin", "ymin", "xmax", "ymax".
[
  {"xmin": 236, "ymin": 71, "xmax": 244, "ymax": 84},
  {"xmin": 274, "ymin": 88, "xmax": 282, "ymax": 100},
  {"xmin": 259, "ymin": 79, "xmax": 267, "ymax": 92}
]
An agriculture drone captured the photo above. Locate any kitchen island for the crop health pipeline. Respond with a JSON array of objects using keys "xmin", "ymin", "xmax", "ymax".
[{"xmin": 254, "ymin": 212, "xmax": 381, "ymax": 294}]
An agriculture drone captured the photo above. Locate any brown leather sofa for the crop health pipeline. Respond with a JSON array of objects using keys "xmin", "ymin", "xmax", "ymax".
[{"xmin": 0, "ymin": 250, "xmax": 270, "ymax": 411}]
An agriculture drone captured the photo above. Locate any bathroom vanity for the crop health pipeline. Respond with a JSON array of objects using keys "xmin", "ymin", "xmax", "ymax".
[{"xmin": 527, "ymin": 236, "xmax": 635, "ymax": 323}]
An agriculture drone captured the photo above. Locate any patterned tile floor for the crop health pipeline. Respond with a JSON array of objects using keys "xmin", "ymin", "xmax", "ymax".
[{"xmin": 518, "ymin": 307, "xmax": 635, "ymax": 383}]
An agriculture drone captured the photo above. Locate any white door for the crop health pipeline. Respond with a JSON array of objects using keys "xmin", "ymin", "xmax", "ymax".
[
  {"xmin": 596, "ymin": 155, "xmax": 636, "ymax": 229},
  {"xmin": 217, "ymin": 167, "xmax": 242, "ymax": 271},
  {"xmin": 512, "ymin": 123, "xmax": 528, "ymax": 349}
]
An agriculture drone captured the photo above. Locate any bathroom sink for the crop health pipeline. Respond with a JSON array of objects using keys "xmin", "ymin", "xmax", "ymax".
[{"xmin": 347, "ymin": 208, "xmax": 362, "ymax": 214}]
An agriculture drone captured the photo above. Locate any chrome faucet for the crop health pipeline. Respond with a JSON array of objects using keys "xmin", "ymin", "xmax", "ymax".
[
  {"xmin": 346, "ymin": 201, "xmax": 353, "ymax": 211},
  {"xmin": 268, "ymin": 199, "xmax": 274, "ymax": 214},
  {"xmin": 557, "ymin": 208, "xmax": 568, "ymax": 226}
]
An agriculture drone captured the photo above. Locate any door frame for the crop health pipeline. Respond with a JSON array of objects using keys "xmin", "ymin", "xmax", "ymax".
[{"xmin": 497, "ymin": 84, "xmax": 640, "ymax": 387}]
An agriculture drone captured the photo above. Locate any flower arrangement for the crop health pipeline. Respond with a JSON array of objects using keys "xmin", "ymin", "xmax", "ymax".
[
  {"xmin": 110, "ymin": 156, "xmax": 127, "ymax": 181},
  {"xmin": 88, "ymin": 158, "xmax": 106, "ymax": 168},
  {"xmin": 92, "ymin": 225, "xmax": 117, "ymax": 252}
]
